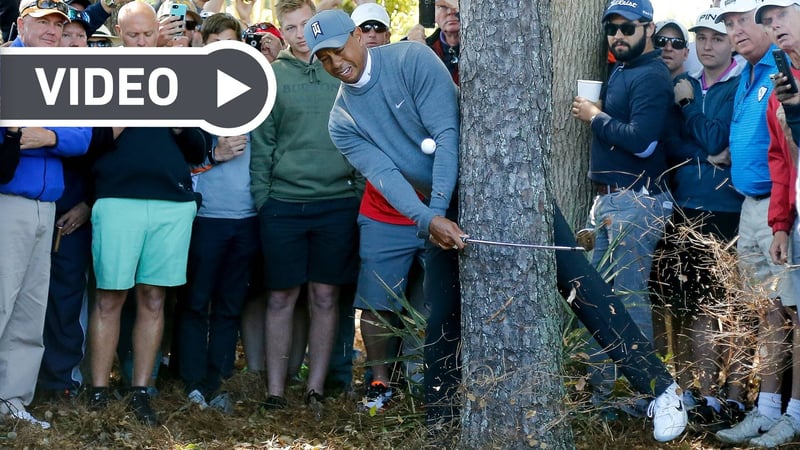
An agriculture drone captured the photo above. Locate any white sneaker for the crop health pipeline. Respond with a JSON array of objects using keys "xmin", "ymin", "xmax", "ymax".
[
  {"xmin": 749, "ymin": 414, "xmax": 800, "ymax": 448},
  {"xmin": 647, "ymin": 383, "xmax": 688, "ymax": 442},
  {"xmin": 716, "ymin": 407, "xmax": 776, "ymax": 444},
  {"xmin": 187, "ymin": 389, "xmax": 208, "ymax": 409},
  {"xmin": 9, "ymin": 409, "xmax": 51, "ymax": 429}
]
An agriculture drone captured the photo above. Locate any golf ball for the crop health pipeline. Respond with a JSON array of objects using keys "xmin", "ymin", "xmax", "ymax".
[{"xmin": 421, "ymin": 138, "xmax": 436, "ymax": 154}]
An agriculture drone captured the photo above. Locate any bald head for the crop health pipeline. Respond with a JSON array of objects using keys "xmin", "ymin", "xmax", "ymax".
[{"xmin": 116, "ymin": 1, "xmax": 158, "ymax": 47}]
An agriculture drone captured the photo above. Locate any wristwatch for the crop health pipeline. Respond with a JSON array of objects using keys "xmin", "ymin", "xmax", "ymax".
[{"xmin": 678, "ymin": 97, "xmax": 693, "ymax": 108}]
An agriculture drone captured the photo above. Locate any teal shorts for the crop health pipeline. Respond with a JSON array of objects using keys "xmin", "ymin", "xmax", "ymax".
[{"xmin": 92, "ymin": 198, "xmax": 196, "ymax": 290}]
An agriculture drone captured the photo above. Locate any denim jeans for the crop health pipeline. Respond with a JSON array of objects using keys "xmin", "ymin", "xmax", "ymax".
[{"xmin": 587, "ymin": 189, "xmax": 671, "ymax": 391}]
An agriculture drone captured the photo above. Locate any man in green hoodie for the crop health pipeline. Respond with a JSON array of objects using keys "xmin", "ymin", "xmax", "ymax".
[{"xmin": 249, "ymin": 0, "xmax": 362, "ymax": 414}]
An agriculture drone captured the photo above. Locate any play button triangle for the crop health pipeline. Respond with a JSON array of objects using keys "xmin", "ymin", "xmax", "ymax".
[{"xmin": 217, "ymin": 69, "xmax": 251, "ymax": 108}]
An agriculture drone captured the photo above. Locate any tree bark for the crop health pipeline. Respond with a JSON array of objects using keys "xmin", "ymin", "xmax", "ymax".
[
  {"xmin": 458, "ymin": 0, "xmax": 574, "ymax": 448},
  {"xmin": 549, "ymin": 0, "xmax": 607, "ymax": 227}
]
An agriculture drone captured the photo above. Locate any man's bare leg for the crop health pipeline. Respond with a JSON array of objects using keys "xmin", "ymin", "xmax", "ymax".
[
  {"xmin": 306, "ymin": 282, "xmax": 339, "ymax": 395},
  {"xmin": 90, "ymin": 289, "xmax": 128, "ymax": 387},
  {"xmin": 265, "ymin": 286, "xmax": 301, "ymax": 398},
  {"xmin": 132, "ymin": 284, "xmax": 165, "ymax": 388},
  {"xmin": 360, "ymin": 309, "xmax": 396, "ymax": 385}
]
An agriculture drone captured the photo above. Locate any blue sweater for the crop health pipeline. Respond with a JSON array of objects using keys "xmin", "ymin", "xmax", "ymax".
[
  {"xmin": 668, "ymin": 63, "xmax": 745, "ymax": 213},
  {"xmin": 589, "ymin": 50, "xmax": 673, "ymax": 192},
  {"xmin": 1, "ymin": 39, "xmax": 92, "ymax": 201},
  {"xmin": 729, "ymin": 45, "xmax": 778, "ymax": 197},
  {"xmin": 328, "ymin": 41, "xmax": 459, "ymax": 234}
]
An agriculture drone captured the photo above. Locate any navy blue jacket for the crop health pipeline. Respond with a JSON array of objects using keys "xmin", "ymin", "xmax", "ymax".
[
  {"xmin": 667, "ymin": 63, "xmax": 745, "ymax": 213},
  {"xmin": 589, "ymin": 50, "xmax": 673, "ymax": 193}
]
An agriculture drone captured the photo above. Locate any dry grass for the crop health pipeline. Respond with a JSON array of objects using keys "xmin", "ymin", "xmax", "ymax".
[{"xmin": 2, "ymin": 215, "xmax": 795, "ymax": 448}]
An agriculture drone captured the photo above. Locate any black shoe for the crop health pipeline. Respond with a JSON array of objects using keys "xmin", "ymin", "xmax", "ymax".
[
  {"xmin": 304, "ymin": 389, "xmax": 323, "ymax": 404},
  {"xmin": 129, "ymin": 387, "xmax": 159, "ymax": 426},
  {"xmin": 88, "ymin": 387, "xmax": 110, "ymax": 410},
  {"xmin": 44, "ymin": 388, "xmax": 78, "ymax": 403},
  {"xmin": 305, "ymin": 389, "xmax": 324, "ymax": 420},
  {"xmin": 689, "ymin": 397, "xmax": 745, "ymax": 432},
  {"xmin": 259, "ymin": 395, "xmax": 287, "ymax": 412}
]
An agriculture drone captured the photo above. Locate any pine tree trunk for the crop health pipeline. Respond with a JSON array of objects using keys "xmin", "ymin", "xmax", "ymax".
[
  {"xmin": 458, "ymin": 0, "xmax": 585, "ymax": 447},
  {"xmin": 549, "ymin": 0, "xmax": 607, "ymax": 226}
]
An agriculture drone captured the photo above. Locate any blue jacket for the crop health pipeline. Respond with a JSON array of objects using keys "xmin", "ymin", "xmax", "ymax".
[
  {"xmin": 0, "ymin": 39, "xmax": 92, "ymax": 201},
  {"xmin": 668, "ymin": 62, "xmax": 745, "ymax": 213},
  {"xmin": 589, "ymin": 50, "xmax": 673, "ymax": 193}
]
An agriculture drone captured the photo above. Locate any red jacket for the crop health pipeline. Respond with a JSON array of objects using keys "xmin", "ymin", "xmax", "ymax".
[{"xmin": 767, "ymin": 73, "xmax": 799, "ymax": 233}]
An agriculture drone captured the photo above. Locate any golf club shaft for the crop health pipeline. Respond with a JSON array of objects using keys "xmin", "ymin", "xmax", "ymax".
[{"xmin": 463, "ymin": 237, "xmax": 585, "ymax": 252}]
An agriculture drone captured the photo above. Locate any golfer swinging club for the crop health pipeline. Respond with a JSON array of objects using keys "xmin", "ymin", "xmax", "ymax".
[{"xmin": 305, "ymin": 9, "xmax": 687, "ymax": 441}]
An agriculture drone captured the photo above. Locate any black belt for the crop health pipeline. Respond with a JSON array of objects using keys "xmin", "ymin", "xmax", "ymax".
[
  {"xmin": 595, "ymin": 183, "xmax": 624, "ymax": 195},
  {"xmin": 594, "ymin": 183, "xmax": 661, "ymax": 196},
  {"xmin": 750, "ymin": 192, "xmax": 770, "ymax": 201}
]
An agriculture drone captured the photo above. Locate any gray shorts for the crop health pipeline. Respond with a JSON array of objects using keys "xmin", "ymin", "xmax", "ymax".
[{"xmin": 355, "ymin": 215, "xmax": 425, "ymax": 312}]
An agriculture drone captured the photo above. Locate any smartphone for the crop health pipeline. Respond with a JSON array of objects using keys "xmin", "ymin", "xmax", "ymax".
[
  {"xmin": 772, "ymin": 49, "xmax": 799, "ymax": 95},
  {"xmin": 170, "ymin": 3, "xmax": 188, "ymax": 36}
]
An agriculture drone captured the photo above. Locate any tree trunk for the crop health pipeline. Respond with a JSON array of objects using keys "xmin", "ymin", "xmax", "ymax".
[
  {"xmin": 458, "ymin": 0, "xmax": 574, "ymax": 448},
  {"xmin": 549, "ymin": 0, "xmax": 607, "ymax": 227}
]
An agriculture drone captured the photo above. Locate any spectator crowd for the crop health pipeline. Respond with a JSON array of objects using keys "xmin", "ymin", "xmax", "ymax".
[{"xmin": 8, "ymin": 0, "xmax": 800, "ymax": 447}]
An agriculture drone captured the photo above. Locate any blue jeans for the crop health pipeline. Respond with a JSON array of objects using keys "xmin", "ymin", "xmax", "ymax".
[
  {"xmin": 590, "ymin": 189, "xmax": 671, "ymax": 342},
  {"xmin": 176, "ymin": 216, "xmax": 259, "ymax": 396},
  {"xmin": 587, "ymin": 189, "xmax": 671, "ymax": 390}
]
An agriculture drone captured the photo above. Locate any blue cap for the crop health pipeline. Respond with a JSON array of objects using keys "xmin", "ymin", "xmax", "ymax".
[
  {"xmin": 602, "ymin": 0, "xmax": 654, "ymax": 22},
  {"xmin": 304, "ymin": 9, "xmax": 356, "ymax": 60}
]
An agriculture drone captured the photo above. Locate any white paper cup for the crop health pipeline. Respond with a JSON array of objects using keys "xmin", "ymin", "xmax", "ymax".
[{"xmin": 577, "ymin": 80, "xmax": 603, "ymax": 102}]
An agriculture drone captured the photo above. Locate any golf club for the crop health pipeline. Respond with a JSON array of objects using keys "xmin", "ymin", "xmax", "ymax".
[{"xmin": 461, "ymin": 237, "xmax": 585, "ymax": 252}]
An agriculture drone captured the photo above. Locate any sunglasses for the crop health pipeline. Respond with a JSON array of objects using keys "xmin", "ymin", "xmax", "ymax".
[
  {"xmin": 88, "ymin": 39, "xmax": 112, "ymax": 47},
  {"xmin": 66, "ymin": 7, "xmax": 89, "ymax": 23},
  {"xmin": 21, "ymin": 0, "xmax": 69, "ymax": 15},
  {"xmin": 248, "ymin": 22, "xmax": 279, "ymax": 33},
  {"xmin": 359, "ymin": 22, "xmax": 387, "ymax": 33},
  {"xmin": 185, "ymin": 20, "xmax": 197, "ymax": 31},
  {"xmin": 603, "ymin": 21, "xmax": 647, "ymax": 36},
  {"xmin": 653, "ymin": 35, "xmax": 687, "ymax": 50}
]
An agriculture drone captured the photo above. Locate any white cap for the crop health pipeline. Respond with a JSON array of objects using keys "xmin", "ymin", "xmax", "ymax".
[
  {"xmin": 715, "ymin": 0, "xmax": 758, "ymax": 23},
  {"xmin": 655, "ymin": 19, "xmax": 689, "ymax": 41},
  {"xmin": 754, "ymin": 0, "xmax": 800, "ymax": 24},
  {"xmin": 350, "ymin": 3, "xmax": 390, "ymax": 28},
  {"xmin": 689, "ymin": 8, "xmax": 728, "ymax": 34}
]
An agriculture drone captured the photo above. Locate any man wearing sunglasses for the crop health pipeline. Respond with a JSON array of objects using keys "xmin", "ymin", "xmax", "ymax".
[
  {"xmin": 571, "ymin": 0, "xmax": 681, "ymax": 440},
  {"xmin": 351, "ymin": 2, "xmax": 390, "ymax": 48},
  {"xmin": 654, "ymin": 19, "xmax": 690, "ymax": 78},
  {"xmin": 1, "ymin": 0, "xmax": 91, "ymax": 430}
]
